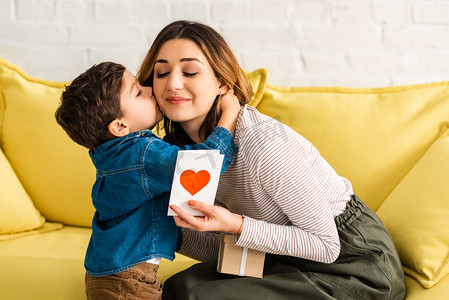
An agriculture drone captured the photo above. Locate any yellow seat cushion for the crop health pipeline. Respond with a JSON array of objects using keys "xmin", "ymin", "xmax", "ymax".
[
  {"xmin": 377, "ymin": 126, "xmax": 449, "ymax": 288},
  {"xmin": 255, "ymin": 74, "xmax": 449, "ymax": 211},
  {"xmin": 0, "ymin": 226, "xmax": 198, "ymax": 299},
  {"xmin": 0, "ymin": 56, "xmax": 95, "ymax": 227},
  {"xmin": 0, "ymin": 226, "xmax": 91, "ymax": 300},
  {"xmin": 404, "ymin": 274, "xmax": 449, "ymax": 299}
]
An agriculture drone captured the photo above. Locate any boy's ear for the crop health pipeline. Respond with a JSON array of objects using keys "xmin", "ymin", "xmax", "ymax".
[{"xmin": 108, "ymin": 118, "xmax": 130, "ymax": 137}]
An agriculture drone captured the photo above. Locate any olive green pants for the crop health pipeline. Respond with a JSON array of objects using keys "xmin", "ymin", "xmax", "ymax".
[{"xmin": 163, "ymin": 196, "xmax": 405, "ymax": 300}]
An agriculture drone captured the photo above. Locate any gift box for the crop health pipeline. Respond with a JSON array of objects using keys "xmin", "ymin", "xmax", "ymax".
[{"xmin": 217, "ymin": 233, "xmax": 265, "ymax": 278}]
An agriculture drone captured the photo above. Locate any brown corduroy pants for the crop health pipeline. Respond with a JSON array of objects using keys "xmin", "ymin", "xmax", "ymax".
[{"xmin": 85, "ymin": 262, "xmax": 162, "ymax": 300}]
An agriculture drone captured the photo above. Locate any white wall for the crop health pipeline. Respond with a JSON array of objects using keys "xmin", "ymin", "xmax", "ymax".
[{"xmin": 1, "ymin": 0, "xmax": 449, "ymax": 87}]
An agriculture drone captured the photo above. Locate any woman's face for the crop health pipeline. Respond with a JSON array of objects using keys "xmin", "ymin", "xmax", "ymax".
[{"xmin": 152, "ymin": 38, "xmax": 226, "ymax": 131}]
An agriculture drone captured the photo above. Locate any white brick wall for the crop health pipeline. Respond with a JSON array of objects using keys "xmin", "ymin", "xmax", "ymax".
[{"xmin": 1, "ymin": 0, "xmax": 449, "ymax": 87}]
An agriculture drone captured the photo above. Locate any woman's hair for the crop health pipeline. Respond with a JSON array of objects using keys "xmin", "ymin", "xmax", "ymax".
[
  {"xmin": 55, "ymin": 62, "xmax": 125, "ymax": 150},
  {"xmin": 137, "ymin": 20, "xmax": 254, "ymax": 145}
]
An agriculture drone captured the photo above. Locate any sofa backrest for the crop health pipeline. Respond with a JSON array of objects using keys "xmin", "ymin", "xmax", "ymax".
[
  {"xmin": 2, "ymin": 58, "xmax": 449, "ymax": 228},
  {"xmin": 249, "ymin": 69, "xmax": 449, "ymax": 210},
  {"xmin": 0, "ymin": 57, "xmax": 95, "ymax": 227}
]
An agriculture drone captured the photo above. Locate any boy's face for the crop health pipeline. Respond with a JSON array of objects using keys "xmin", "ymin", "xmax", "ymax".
[{"xmin": 118, "ymin": 70, "xmax": 162, "ymax": 133}]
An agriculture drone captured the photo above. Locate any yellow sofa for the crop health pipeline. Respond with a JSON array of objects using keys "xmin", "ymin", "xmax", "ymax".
[{"xmin": 1, "ymin": 56, "xmax": 448, "ymax": 299}]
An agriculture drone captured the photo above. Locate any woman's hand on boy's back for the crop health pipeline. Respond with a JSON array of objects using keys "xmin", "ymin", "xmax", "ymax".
[{"xmin": 217, "ymin": 89, "xmax": 241, "ymax": 134}]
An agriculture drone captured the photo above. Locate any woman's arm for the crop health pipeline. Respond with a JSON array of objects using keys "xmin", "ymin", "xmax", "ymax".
[
  {"xmin": 236, "ymin": 128, "xmax": 341, "ymax": 263},
  {"xmin": 178, "ymin": 228, "xmax": 221, "ymax": 262},
  {"xmin": 170, "ymin": 200, "xmax": 241, "ymax": 262},
  {"xmin": 171, "ymin": 119, "xmax": 344, "ymax": 263}
]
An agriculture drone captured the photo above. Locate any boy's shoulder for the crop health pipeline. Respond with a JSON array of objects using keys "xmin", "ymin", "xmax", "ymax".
[
  {"xmin": 91, "ymin": 130, "xmax": 161, "ymax": 154},
  {"xmin": 89, "ymin": 130, "xmax": 165, "ymax": 169}
]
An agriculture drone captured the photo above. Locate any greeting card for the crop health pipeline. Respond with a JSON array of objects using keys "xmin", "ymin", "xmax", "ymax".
[{"xmin": 168, "ymin": 150, "xmax": 224, "ymax": 216}]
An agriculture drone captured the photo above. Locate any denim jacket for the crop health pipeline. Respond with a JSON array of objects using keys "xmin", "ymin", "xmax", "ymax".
[{"xmin": 84, "ymin": 126, "xmax": 237, "ymax": 276}]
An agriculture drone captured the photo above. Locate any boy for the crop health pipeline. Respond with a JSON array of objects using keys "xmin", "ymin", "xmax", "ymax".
[{"xmin": 55, "ymin": 62, "xmax": 240, "ymax": 300}]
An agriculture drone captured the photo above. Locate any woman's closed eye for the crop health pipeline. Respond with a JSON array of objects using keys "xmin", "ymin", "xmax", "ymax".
[
  {"xmin": 183, "ymin": 72, "xmax": 198, "ymax": 77},
  {"xmin": 136, "ymin": 89, "xmax": 142, "ymax": 97},
  {"xmin": 155, "ymin": 72, "xmax": 198, "ymax": 78},
  {"xmin": 156, "ymin": 72, "xmax": 169, "ymax": 78}
]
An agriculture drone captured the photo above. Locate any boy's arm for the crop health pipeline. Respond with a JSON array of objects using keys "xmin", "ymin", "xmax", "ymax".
[
  {"xmin": 144, "ymin": 90, "xmax": 240, "ymax": 197},
  {"xmin": 201, "ymin": 88, "xmax": 241, "ymax": 173},
  {"xmin": 144, "ymin": 128, "xmax": 236, "ymax": 197}
]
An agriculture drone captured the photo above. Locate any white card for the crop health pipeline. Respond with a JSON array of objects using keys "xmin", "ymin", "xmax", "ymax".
[{"xmin": 168, "ymin": 150, "xmax": 224, "ymax": 216}]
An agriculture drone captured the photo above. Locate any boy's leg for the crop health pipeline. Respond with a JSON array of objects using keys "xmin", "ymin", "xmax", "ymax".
[{"xmin": 85, "ymin": 262, "xmax": 162, "ymax": 300}]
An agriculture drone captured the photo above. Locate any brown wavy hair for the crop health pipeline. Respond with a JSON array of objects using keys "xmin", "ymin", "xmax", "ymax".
[
  {"xmin": 55, "ymin": 62, "xmax": 125, "ymax": 150},
  {"xmin": 137, "ymin": 20, "xmax": 254, "ymax": 145}
]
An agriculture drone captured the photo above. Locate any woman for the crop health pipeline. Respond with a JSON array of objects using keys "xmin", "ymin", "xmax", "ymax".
[{"xmin": 137, "ymin": 20, "xmax": 406, "ymax": 300}]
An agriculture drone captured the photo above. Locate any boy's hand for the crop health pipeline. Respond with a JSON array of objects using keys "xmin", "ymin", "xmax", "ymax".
[
  {"xmin": 219, "ymin": 88, "xmax": 240, "ymax": 115},
  {"xmin": 217, "ymin": 89, "xmax": 240, "ymax": 134}
]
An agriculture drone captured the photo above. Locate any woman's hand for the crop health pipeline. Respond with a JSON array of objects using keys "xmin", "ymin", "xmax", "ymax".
[{"xmin": 170, "ymin": 200, "xmax": 243, "ymax": 234}]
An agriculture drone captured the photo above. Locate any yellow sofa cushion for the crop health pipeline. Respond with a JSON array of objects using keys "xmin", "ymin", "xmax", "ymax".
[
  {"xmin": 0, "ymin": 147, "xmax": 46, "ymax": 239},
  {"xmin": 244, "ymin": 68, "xmax": 268, "ymax": 107},
  {"xmin": 404, "ymin": 275, "xmax": 449, "ymax": 299},
  {"xmin": 377, "ymin": 125, "xmax": 449, "ymax": 288},
  {"xmin": 0, "ymin": 57, "xmax": 95, "ymax": 227},
  {"xmin": 0, "ymin": 225, "xmax": 198, "ymax": 299},
  {"xmin": 256, "ymin": 75, "xmax": 449, "ymax": 211}
]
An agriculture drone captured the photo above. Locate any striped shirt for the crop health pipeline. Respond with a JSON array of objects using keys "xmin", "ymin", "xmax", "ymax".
[{"xmin": 180, "ymin": 105, "xmax": 354, "ymax": 264}]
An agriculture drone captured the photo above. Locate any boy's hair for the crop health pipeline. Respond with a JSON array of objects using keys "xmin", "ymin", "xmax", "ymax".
[{"xmin": 55, "ymin": 62, "xmax": 126, "ymax": 150}]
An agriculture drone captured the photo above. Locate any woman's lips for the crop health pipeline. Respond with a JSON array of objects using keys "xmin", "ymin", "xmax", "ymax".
[{"xmin": 166, "ymin": 96, "xmax": 190, "ymax": 105}]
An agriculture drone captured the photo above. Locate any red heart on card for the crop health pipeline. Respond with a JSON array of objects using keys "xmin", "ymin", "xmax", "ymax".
[{"xmin": 180, "ymin": 170, "xmax": 211, "ymax": 196}]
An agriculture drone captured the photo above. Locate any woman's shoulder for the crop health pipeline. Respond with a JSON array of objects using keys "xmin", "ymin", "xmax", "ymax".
[
  {"xmin": 237, "ymin": 105, "xmax": 293, "ymax": 139},
  {"xmin": 236, "ymin": 105, "xmax": 275, "ymax": 137},
  {"xmin": 238, "ymin": 105, "xmax": 272, "ymax": 126},
  {"xmin": 236, "ymin": 105, "xmax": 312, "ymax": 154}
]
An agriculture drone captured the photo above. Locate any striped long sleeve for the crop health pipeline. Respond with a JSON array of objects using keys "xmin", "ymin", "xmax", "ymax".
[{"xmin": 179, "ymin": 105, "xmax": 353, "ymax": 264}]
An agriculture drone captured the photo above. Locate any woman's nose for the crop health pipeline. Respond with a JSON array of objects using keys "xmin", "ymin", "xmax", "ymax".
[{"xmin": 167, "ymin": 73, "xmax": 183, "ymax": 92}]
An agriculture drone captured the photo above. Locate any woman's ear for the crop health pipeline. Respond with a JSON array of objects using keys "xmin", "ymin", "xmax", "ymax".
[
  {"xmin": 108, "ymin": 118, "xmax": 130, "ymax": 137},
  {"xmin": 218, "ymin": 80, "xmax": 228, "ymax": 96}
]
